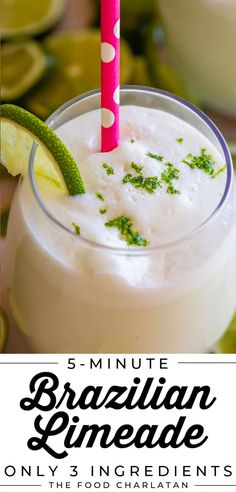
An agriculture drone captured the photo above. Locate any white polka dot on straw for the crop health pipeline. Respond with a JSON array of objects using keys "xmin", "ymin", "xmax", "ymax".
[
  {"xmin": 114, "ymin": 19, "xmax": 120, "ymax": 39},
  {"xmin": 113, "ymin": 86, "xmax": 120, "ymax": 104},
  {"xmin": 101, "ymin": 42, "xmax": 116, "ymax": 63},
  {"xmin": 102, "ymin": 108, "xmax": 115, "ymax": 128}
]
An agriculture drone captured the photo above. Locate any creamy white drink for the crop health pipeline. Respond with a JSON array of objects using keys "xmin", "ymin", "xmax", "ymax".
[
  {"xmin": 4, "ymin": 92, "xmax": 236, "ymax": 353},
  {"xmin": 158, "ymin": 0, "xmax": 236, "ymax": 115}
]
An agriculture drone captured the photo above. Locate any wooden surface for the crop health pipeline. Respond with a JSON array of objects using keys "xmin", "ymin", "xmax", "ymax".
[{"xmin": 1, "ymin": 0, "xmax": 235, "ymax": 353}]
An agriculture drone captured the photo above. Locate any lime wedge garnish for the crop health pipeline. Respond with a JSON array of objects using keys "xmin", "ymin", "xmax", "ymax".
[
  {"xmin": 25, "ymin": 30, "xmax": 134, "ymax": 119},
  {"xmin": 2, "ymin": 41, "xmax": 50, "ymax": 101},
  {"xmin": 0, "ymin": 104, "xmax": 85, "ymax": 196},
  {"xmin": 0, "ymin": 309, "xmax": 8, "ymax": 353},
  {"xmin": 218, "ymin": 313, "xmax": 236, "ymax": 354},
  {"xmin": 0, "ymin": 0, "xmax": 66, "ymax": 39}
]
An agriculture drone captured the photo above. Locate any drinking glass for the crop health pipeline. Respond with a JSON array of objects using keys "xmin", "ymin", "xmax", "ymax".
[{"xmin": 4, "ymin": 87, "xmax": 236, "ymax": 353}]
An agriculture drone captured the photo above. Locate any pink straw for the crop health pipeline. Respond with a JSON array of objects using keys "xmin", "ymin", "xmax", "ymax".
[{"xmin": 101, "ymin": 0, "xmax": 120, "ymax": 152}]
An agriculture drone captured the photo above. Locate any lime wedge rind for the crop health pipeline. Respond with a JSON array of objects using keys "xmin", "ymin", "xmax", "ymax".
[
  {"xmin": 0, "ymin": 104, "xmax": 85, "ymax": 196},
  {"xmin": 0, "ymin": 309, "xmax": 9, "ymax": 353}
]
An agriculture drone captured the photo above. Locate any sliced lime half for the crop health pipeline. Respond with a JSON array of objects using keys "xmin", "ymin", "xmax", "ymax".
[
  {"xmin": 2, "ymin": 41, "xmax": 49, "ymax": 101},
  {"xmin": 25, "ymin": 30, "xmax": 134, "ymax": 119},
  {"xmin": 0, "ymin": 104, "xmax": 85, "ymax": 196},
  {"xmin": 0, "ymin": 0, "xmax": 66, "ymax": 39}
]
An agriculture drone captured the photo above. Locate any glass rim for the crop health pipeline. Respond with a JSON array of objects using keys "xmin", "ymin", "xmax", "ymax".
[{"xmin": 29, "ymin": 85, "xmax": 234, "ymax": 256}]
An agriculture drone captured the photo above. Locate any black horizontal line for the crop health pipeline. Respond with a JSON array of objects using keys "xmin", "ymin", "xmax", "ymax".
[
  {"xmin": 179, "ymin": 362, "xmax": 236, "ymax": 364},
  {"xmin": 0, "ymin": 486, "xmax": 42, "ymax": 487},
  {"xmin": 195, "ymin": 485, "xmax": 236, "ymax": 487}
]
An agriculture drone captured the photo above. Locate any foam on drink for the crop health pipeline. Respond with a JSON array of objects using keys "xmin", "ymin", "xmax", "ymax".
[{"xmin": 44, "ymin": 106, "xmax": 226, "ymax": 247}]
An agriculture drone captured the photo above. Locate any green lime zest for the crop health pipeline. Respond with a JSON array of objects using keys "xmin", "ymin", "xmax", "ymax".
[
  {"xmin": 72, "ymin": 223, "xmax": 80, "ymax": 235},
  {"xmin": 182, "ymin": 148, "xmax": 220, "ymax": 178},
  {"xmin": 211, "ymin": 165, "xmax": 227, "ymax": 179},
  {"xmin": 0, "ymin": 104, "xmax": 85, "ymax": 196},
  {"xmin": 146, "ymin": 152, "xmax": 164, "ymax": 162},
  {"xmin": 99, "ymin": 208, "xmax": 107, "ymax": 215},
  {"xmin": 103, "ymin": 163, "xmax": 114, "ymax": 176},
  {"xmin": 131, "ymin": 162, "xmax": 143, "ymax": 174},
  {"xmin": 105, "ymin": 216, "xmax": 149, "ymax": 247},
  {"xmin": 161, "ymin": 163, "xmax": 180, "ymax": 195},
  {"xmin": 123, "ymin": 174, "xmax": 162, "ymax": 194},
  {"xmin": 166, "ymin": 183, "xmax": 181, "ymax": 195},
  {"xmin": 176, "ymin": 138, "xmax": 184, "ymax": 144},
  {"xmin": 96, "ymin": 192, "xmax": 104, "ymax": 201}
]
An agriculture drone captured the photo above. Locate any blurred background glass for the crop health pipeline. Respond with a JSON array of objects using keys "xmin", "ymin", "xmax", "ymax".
[{"xmin": 158, "ymin": 0, "xmax": 236, "ymax": 117}]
